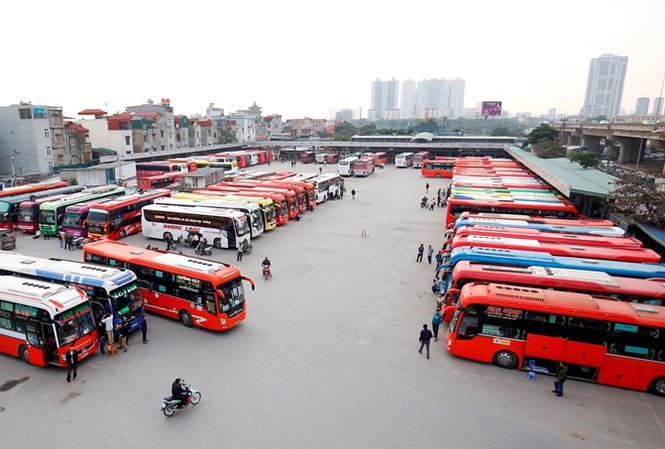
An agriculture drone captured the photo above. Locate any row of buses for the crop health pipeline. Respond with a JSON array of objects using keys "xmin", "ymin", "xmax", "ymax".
[
  {"xmin": 337, "ymin": 152, "xmax": 389, "ymax": 177},
  {"xmin": 435, "ymin": 157, "xmax": 665, "ymax": 397}
]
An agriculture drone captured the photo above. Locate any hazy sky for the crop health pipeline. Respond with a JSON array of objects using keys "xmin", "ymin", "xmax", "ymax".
[{"xmin": 2, "ymin": 0, "xmax": 664, "ymax": 120}]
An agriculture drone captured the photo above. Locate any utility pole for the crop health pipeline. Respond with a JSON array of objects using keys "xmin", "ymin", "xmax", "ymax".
[
  {"xmin": 358, "ymin": 106, "xmax": 362, "ymax": 132},
  {"xmin": 11, "ymin": 151, "xmax": 17, "ymax": 186}
]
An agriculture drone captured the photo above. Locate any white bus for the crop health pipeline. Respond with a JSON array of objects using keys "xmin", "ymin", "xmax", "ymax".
[
  {"xmin": 310, "ymin": 173, "xmax": 343, "ymax": 203},
  {"xmin": 395, "ymin": 152, "xmax": 414, "ymax": 168},
  {"xmin": 315, "ymin": 153, "xmax": 328, "ymax": 164},
  {"xmin": 338, "ymin": 156, "xmax": 359, "ymax": 176},
  {"xmin": 142, "ymin": 203, "xmax": 251, "ymax": 249},
  {"xmin": 154, "ymin": 197, "xmax": 264, "ymax": 238}
]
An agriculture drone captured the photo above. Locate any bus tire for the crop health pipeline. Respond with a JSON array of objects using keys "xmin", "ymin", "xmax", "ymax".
[
  {"xmin": 492, "ymin": 350, "xmax": 518, "ymax": 369},
  {"xmin": 179, "ymin": 310, "xmax": 193, "ymax": 327},
  {"xmin": 120, "ymin": 230, "xmax": 126, "ymax": 239},
  {"xmin": 648, "ymin": 376, "xmax": 665, "ymax": 396},
  {"xmin": 19, "ymin": 345, "xmax": 30, "ymax": 364},
  {"xmin": 213, "ymin": 239, "xmax": 222, "ymax": 249},
  {"xmin": 435, "ymin": 173, "xmax": 441, "ymax": 178}
]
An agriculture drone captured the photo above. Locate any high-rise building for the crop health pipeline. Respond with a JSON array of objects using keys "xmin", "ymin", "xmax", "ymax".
[
  {"xmin": 370, "ymin": 78, "xmax": 399, "ymax": 120},
  {"xmin": 652, "ymin": 97, "xmax": 664, "ymax": 116},
  {"xmin": 413, "ymin": 78, "xmax": 465, "ymax": 120},
  {"xmin": 635, "ymin": 97, "xmax": 650, "ymax": 115},
  {"xmin": 445, "ymin": 78, "xmax": 465, "ymax": 119},
  {"xmin": 581, "ymin": 53, "xmax": 628, "ymax": 119},
  {"xmin": 400, "ymin": 80, "xmax": 416, "ymax": 119}
]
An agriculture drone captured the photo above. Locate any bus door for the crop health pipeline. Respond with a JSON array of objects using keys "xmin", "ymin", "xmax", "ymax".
[
  {"xmin": 41, "ymin": 322, "xmax": 59, "ymax": 365},
  {"xmin": 24, "ymin": 322, "xmax": 46, "ymax": 366}
]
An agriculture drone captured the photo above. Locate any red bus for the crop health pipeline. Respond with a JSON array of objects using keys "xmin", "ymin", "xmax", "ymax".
[
  {"xmin": 136, "ymin": 172, "xmax": 185, "ymax": 190},
  {"xmin": 208, "ymin": 184, "xmax": 298, "ymax": 219},
  {"xmin": 0, "ymin": 180, "xmax": 69, "ymax": 198},
  {"xmin": 135, "ymin": 162, "xmax": 188, "ymax": 178},
  {"xmin": 83, "ymin": 241, "xmax": 256, "ymax": 332},
  {"xmin": 326, "ymin": 153, "xmax": 341, "ymax": 164},
  {"xmin": 413, "ymin": 151, "xmax": 430, "ymax": 168},
  {"xmin": 351, "ymin": 157, "xmax": 375, "ymax": 177},
  {"xmin": 0, "ymin": 276, "xmax": 98, "ymax": 367},
  {"xmin": 17, "ymin": 194, "xmax": 70, "ymax": 233},
  {"xmin": 167, "ymin": 159, "xmax": 198, "ymax": 173},
  {"xmin": 449, "ymin": 225, "xmax": 643, "ymax": 248},
  {"xmin": 269, "ymin": 179, "xmax": 318, "ymax": 211},
  {"xmin": 193, "ymin": 189, "xmax": 289, "ymax": 226},
  {"xmin": 220, "ymin": 181, "xmax": 309, "ymax": 213},
  {"xmin": 450, "ymin": 234, "xmax": 661, "ymax": 263},
  {"xmin": 85, "ymin": 189, "xmax": 171, "ymax": 240},
  {"xmin": 421, "ymin": 158, "xmax": 456, "ymax": 178},
  {"xmin": 445, "ymin": 282, "xmax": 665, "ymax": 397},
  {"xmin": 299, "ymin": 151, "xmax": 316, "ymax": 164},
  {"xmin": 456, "ymin": 212, "xmax": 615, "ymax": 227},
  {"xmin": 444, "ymin": 197, "xmax": 579, "ymax": 227}
]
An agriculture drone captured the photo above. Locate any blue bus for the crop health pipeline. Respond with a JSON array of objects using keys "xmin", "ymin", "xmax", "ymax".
[
  {"xmin": 0, "ymin": 253, "xmax": 144, "ymax": 335},
  {"xmin": 450, "ymin": 217, "xmax": 625, "ymax": 238},
  {"xmin": 439, "ymin": 246, "xmax": 665, "ymax": 293}
]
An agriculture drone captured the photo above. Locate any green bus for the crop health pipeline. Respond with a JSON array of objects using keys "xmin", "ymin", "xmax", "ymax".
[{"xmin": 38, "ymin": 185, "xmax": 126, "ymax": 236}]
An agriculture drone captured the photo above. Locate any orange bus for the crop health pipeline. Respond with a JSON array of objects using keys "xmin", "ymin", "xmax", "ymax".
[
  {"xmin": 136, "ymin": 172, "xmax": 185, "ymax": 190},
  {"xmin": 221, "ymin": 181, "xmax": 308, "ymax": 213},
  {"xmin": 444, "ymin": 197, "xmax": 579, "ymax": 227},
  {"xmin": 352, "ymin": 157, "xmax": 375, "ymax": 177},
  {"xmin": 208, "ymin": 184, "xmax": 298, "ymax": 219},
  {"xmin": 445, "ymin": 282, "xmax": 665, "ymax": 397},
  {"xmin": 421, "ymin": 158, "xmax": 456, "ymax": 178},
  {"xmin": 83, "ymin": 241, "xmax": 255, "ymax": 332},
  {"xmin": 0, "ymin": 180, "xmax": 69, "ymax": 198},
  {"xmin": 370, "ymin": 152, "xmax": 389, "ymax": 166},
  {"xmin": 193, "ymin": 189, "xmax": 289, "ymax": 226},
  {"xmin": 85, "ymin": 189, "xmax": 171, "ymax": 240},
  {"xmin": 0, "ymin": 276, "xmax": 98, "ymax": 367}
]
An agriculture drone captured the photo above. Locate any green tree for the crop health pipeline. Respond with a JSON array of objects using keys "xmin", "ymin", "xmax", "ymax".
[
  {"xmin": 568, "ymin": 152, "xmax": 601, "ymax": 169},
  {"xmin": 612, "ymin": 173, "xmax": 665, "ymax": 225},
  {"xmin": 334, "ymin": 121, "xmax": 357, "ymax": 141},
  {"xmin": 219, "ymin": 130, "xmax": 237, "ymax": 144},
  {"xmin": 491, "ymin": 126, "xmax": 511, "ymax": 136},
  {"xmin": 531, "ymin": 139, "xmax": 567, "ymax": 158},
  {"xmin": 524, "ymin": 123, "xmax": 558, "ymax": 147}
]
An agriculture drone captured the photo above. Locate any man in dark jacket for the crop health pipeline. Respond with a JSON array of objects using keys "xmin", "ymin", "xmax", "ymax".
[
  {"xmin": 418, "ymin": 324, "xmax": 433, "ymax": 359},
  {"xmin": 172, "ymin": 378, "xmax": 189, "ymax": 407},
  {"xmin": 65, "ymin": 347, "xmax": 78, "ymax": 383},
  {"xmin": 552, "ymin": 362, "xmax": 568, "ymax": 397}
]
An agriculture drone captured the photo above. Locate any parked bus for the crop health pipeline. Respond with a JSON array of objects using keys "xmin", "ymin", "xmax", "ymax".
[
  {"xmin": 325, "ymin": 153, "xmax": 340, "ymax": 165},
  {"xmin": 193, "ymin": 189, "xmax": 289, "ymax": 226},
  {"xmin": 208, "ymin": 184, "xmax": 298, "ymax": 219},
  {"xmin": 84, "ymin": 241, "xmax": 256, "ymax": 331},
  {"xmin": 167, "ymin": 158, "xmax": 198, "ymax": 173},
  {"xmin": 445, "ymin": 282, "xmax": 665, "ymax": 396},
  {"xmin": 0, "ymin": 276, "xmax": 97, "ymax": 367},
  {"xmin": 173, "ymin": 192, "xmax": 277, "ymax": 231},
  {"xmin": 338, "ymin": 156, "xmax": 359, "ymax": 176},
  {"xmin": 0, "ymin": 253, "xmax": 144, "ymax": 337},
  {"xmin": 395, "ymin": 152, "xmax": 414, "ymax": 168},
  {"xmin": 142, "ymin": 203, "xmax": 251, "ymax": 249},
  {"xmin": 136, "ymin": 173, "xmax": 185, "ymax": 191},
  {"xmin": 449, "ymin": 235, "xmax": 661, "ymax": 263},
  {"xmin": 60, "ymin": 196, "xmax": 125, "ymax": 239},
  {"xmin": 4, "ymin": 185, "xmax": 85, "ymax": 231},
  {"xmin": 155, "ymin": 197, "xmax": 264, "ymax": 238},
  {"xmin": 0, "ymin": 180, "xmax": 69, "ymax": 199},
  {"xmin": 444, "ymin": 197, "xmax": 579, "ymax": 227},
  {"xmin": 309, "ymin": 173, "xmax": 343, "ymax": 202},
  {"xmin": 39, "ymin": 186, "xmax": 127, "ymax": 236},
  {"xmin": 449, "ymin": 225, "xmax": 643, "ymax": 248},
  {"xmin": 352, "ymin": 157, "xmax": 375, "ymax": 177},
  {"xmin": 450, "ymin": 218, "xmax": 625, "ymax": 238},
  {"xmin": 413, "ymin": 151, "xmax": 430, "ymax": 169},
  {"xmin": 85, "ymin": 189, "xmax": 171, "ymax": 241},
  {"xmin": 421, "ymin": 158, "xmax": 456, "ymax": 178},
  {"xmin": 456, "ymin": 212, "xmax": 615, "ymax": 227},
  {"xmin": 17, "ymin": 194, "xmax": 73, "ymax": 233},
  {"xmin": 135, "ymin": 162, "xmax": 188, "ymax": 178},
  {"xmin": 220, "ymin": 181, "xmax": 308, "ymax": 214}
]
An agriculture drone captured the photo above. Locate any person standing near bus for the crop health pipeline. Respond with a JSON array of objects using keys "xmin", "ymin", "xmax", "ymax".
[
  {"xmin": 425, "ymin": 182, "xmax": 430, "ymax": 193},
  {"xmin": 427, "ymin": 245, "xmax": 434, "ymax": 264},
  {"xmin": 416, "ymin": 244, "xmax": 424, "ymax": 262},
  {"xmin": 237, "ymin": 244, "xmax": 243, "ymax": 262},
  {"xmin": 553, "ymin": 362, "xmax": 568, "ymax": 397},
  {"xmin": 102, "ymin": 312, "xmax": 115, "ymax": 345},
  {"xmin": 418, "ymin": 324, "xmax": 433, "ymax": 359},
  {"xmin": 65, "ymin": 346, "xmax": 78, "ymax": 383},
  {"xmin": 431, "ymin": 309, "xmax": 443, "ymax": 342},
  {"xmin": 118, "ymin": 318, "xmax": 129, "ymax": 353}
]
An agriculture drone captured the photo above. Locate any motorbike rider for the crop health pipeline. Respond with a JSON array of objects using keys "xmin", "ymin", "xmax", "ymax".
[
  {"xmin": 421, "ymin": 195, "xmax": 428, "ymax": 207},
  {"xmin": 171, "ymin": 378, "xmax": 189, "ymax": 408},
  {"xmin": 196, "ymin": 237, "xmax": 208, "ymax": 254},
  {"xmin": 262, "ymin": 256, "xmax": 272, "ymax": 275}
]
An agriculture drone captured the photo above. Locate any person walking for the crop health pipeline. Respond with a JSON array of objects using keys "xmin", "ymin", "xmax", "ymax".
[
  {"xmin": 416, "ymin": 244, "xmax": 424, "ymax": 262},
  {"xmin": 552, "ymin": 362, "xmax": 568, "ymax": 397},
  {"xmin": 427, "ymin": 245, "xmax": 434, "ymax": 264},
  {"xmin": 141, "ymin": 317, "xmax": 149, "ymax": 344},
  {"xmin": 319, "ymin": 166, "xmax": 323, "ymax": 174},
  {"xmin": 429, "ymin": 199, "xmax": 436, "ymax": 211},
  {"xmin": 65, "ymin": 346, "xmax": 78, "ymax": 383},
  {"xmin": 101, "ymin": 312, "xmax": 114, "ymax": 346},
  {"xmin": 431, "ymin": 309, "xmax": 443, "ymax": 341},
  {"xmin": 165, "ymin": 234, "xmax": 175, "ymax": 251},
  {"xmin": 418, "ymin": 324, "xmax": 433, "ymax": 359},
  {"xmin": 425, "ymin": 182, "xmax": 430, "ymax": 193},
  {"xmin": 118, "ymin": 318, "xmax": 129, "ymax": 353},
  {"xmin": 351, "ymin": 188, "xmax": 356, "ymax": 200},
  {"xmin": 237, "ymin": 244, "xmax": 243, "ymax": 261}
]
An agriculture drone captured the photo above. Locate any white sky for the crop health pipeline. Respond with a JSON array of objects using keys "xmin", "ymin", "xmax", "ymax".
[{"xmin": 2, "ymin": 0, "xmax": 664, "ymax": 120}]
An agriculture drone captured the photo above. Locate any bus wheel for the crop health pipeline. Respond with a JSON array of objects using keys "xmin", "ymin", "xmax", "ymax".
[
  {"xmin": 648, "ymin": 377, "xmax": 665, "ymax": 396},
  {"xmin": 492, "ymin": 350, "xmax": 518, "ymax": 369},
  {"xmin": 179, "ymin": 311, "xmax": 193, "ymax": 327},
  {"xmin": 435, "ymin": 173, "xmax": 441, "ymax": 178},
  {"xmin": 120, "ymin": 230, "xmax": 126, "ymax": 239},
  {"xmin": 213, "ymin": 239, "xmax": 222, "ymax": 249},
  {"xmin": 19, "ymin": 345, "xmax": 30, "ymax": 364}
]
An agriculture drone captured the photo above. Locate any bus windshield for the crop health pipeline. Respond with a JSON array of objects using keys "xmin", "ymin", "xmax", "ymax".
[
  {"xmin": 54, "ymin": 302, "xmax": 96, "ymax": 346},
  {"xmin": 39, "ymin": 210, "xmax": 56, "ymax": 224},
  {"xmin": 217, "ymin": 278, "xmax": 246, "ymax": 313},
  {"xmin": 110, "ymin": 283, "xmax": 143, "ymax": 317},
  {"xmin": 61, "ymin": 212, "xmax": 82, "ymax": 229}
]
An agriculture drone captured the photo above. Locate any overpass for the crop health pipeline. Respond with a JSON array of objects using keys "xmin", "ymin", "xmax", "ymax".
[{"xmin": 553, "ymin": 121, "xmax": 665, "ymax": 170}]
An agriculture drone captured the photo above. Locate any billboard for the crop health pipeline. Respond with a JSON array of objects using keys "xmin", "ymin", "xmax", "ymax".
[{"xmin": 478, "ymin": 101, "xmax": 502, "ymax": 116}]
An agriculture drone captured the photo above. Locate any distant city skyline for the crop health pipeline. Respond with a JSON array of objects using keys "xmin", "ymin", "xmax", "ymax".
[{"xmin": 2, "ymin": 1, "xmax": 664, "ymax": 120}]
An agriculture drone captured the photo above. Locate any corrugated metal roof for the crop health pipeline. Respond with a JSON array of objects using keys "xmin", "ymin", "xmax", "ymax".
[{"xmin": 505, "ymin": 145, "xmax": 617, "ymax": 197}]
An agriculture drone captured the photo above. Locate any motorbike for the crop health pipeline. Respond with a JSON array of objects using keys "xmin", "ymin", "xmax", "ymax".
[
  {"xmin": 195, "ymin": 245, "xmax": 213, "ymax": 256},
  {"xmin": 262, "ymin": 265, "xmax": 272, "ymax": 280},
  {"xmin": 420, "ymin": 197, "xmax": 429, "ymax": 208},
  {"xmin": 161, "ymin": 383, "xmax": 202, "ymax": 417},
  {"xmin": 72, "ymin": 236, "xmax": 86, "ymax": 249},
  {"xmin": 240, "ymin": 239, "xmax": 253, "ymax": 254}
]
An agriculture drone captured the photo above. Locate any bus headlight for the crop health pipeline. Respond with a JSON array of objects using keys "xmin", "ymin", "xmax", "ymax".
[{"xmin": 220, "ymin": 318, "xmax": 227, "ymax": 327}]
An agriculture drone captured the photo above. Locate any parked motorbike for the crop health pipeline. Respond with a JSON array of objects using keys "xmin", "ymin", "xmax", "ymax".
[
  {"xmin": 420, "ymin": 197, "xmax": 429, "ymax": 208},
  {"xmin": 195, "ymin": 245, "xmax": 213, "ymax": 256},
  {"xmin": 240, "ymin": 239, "xmax": 253, "ymax": 254},
  {"xmin": 72, "ymin": 236, "xmax": 85, "ymax": 249},
  {"xmin": 161, "ymin": 383, "xmax": 201, "ymax": 417}
]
